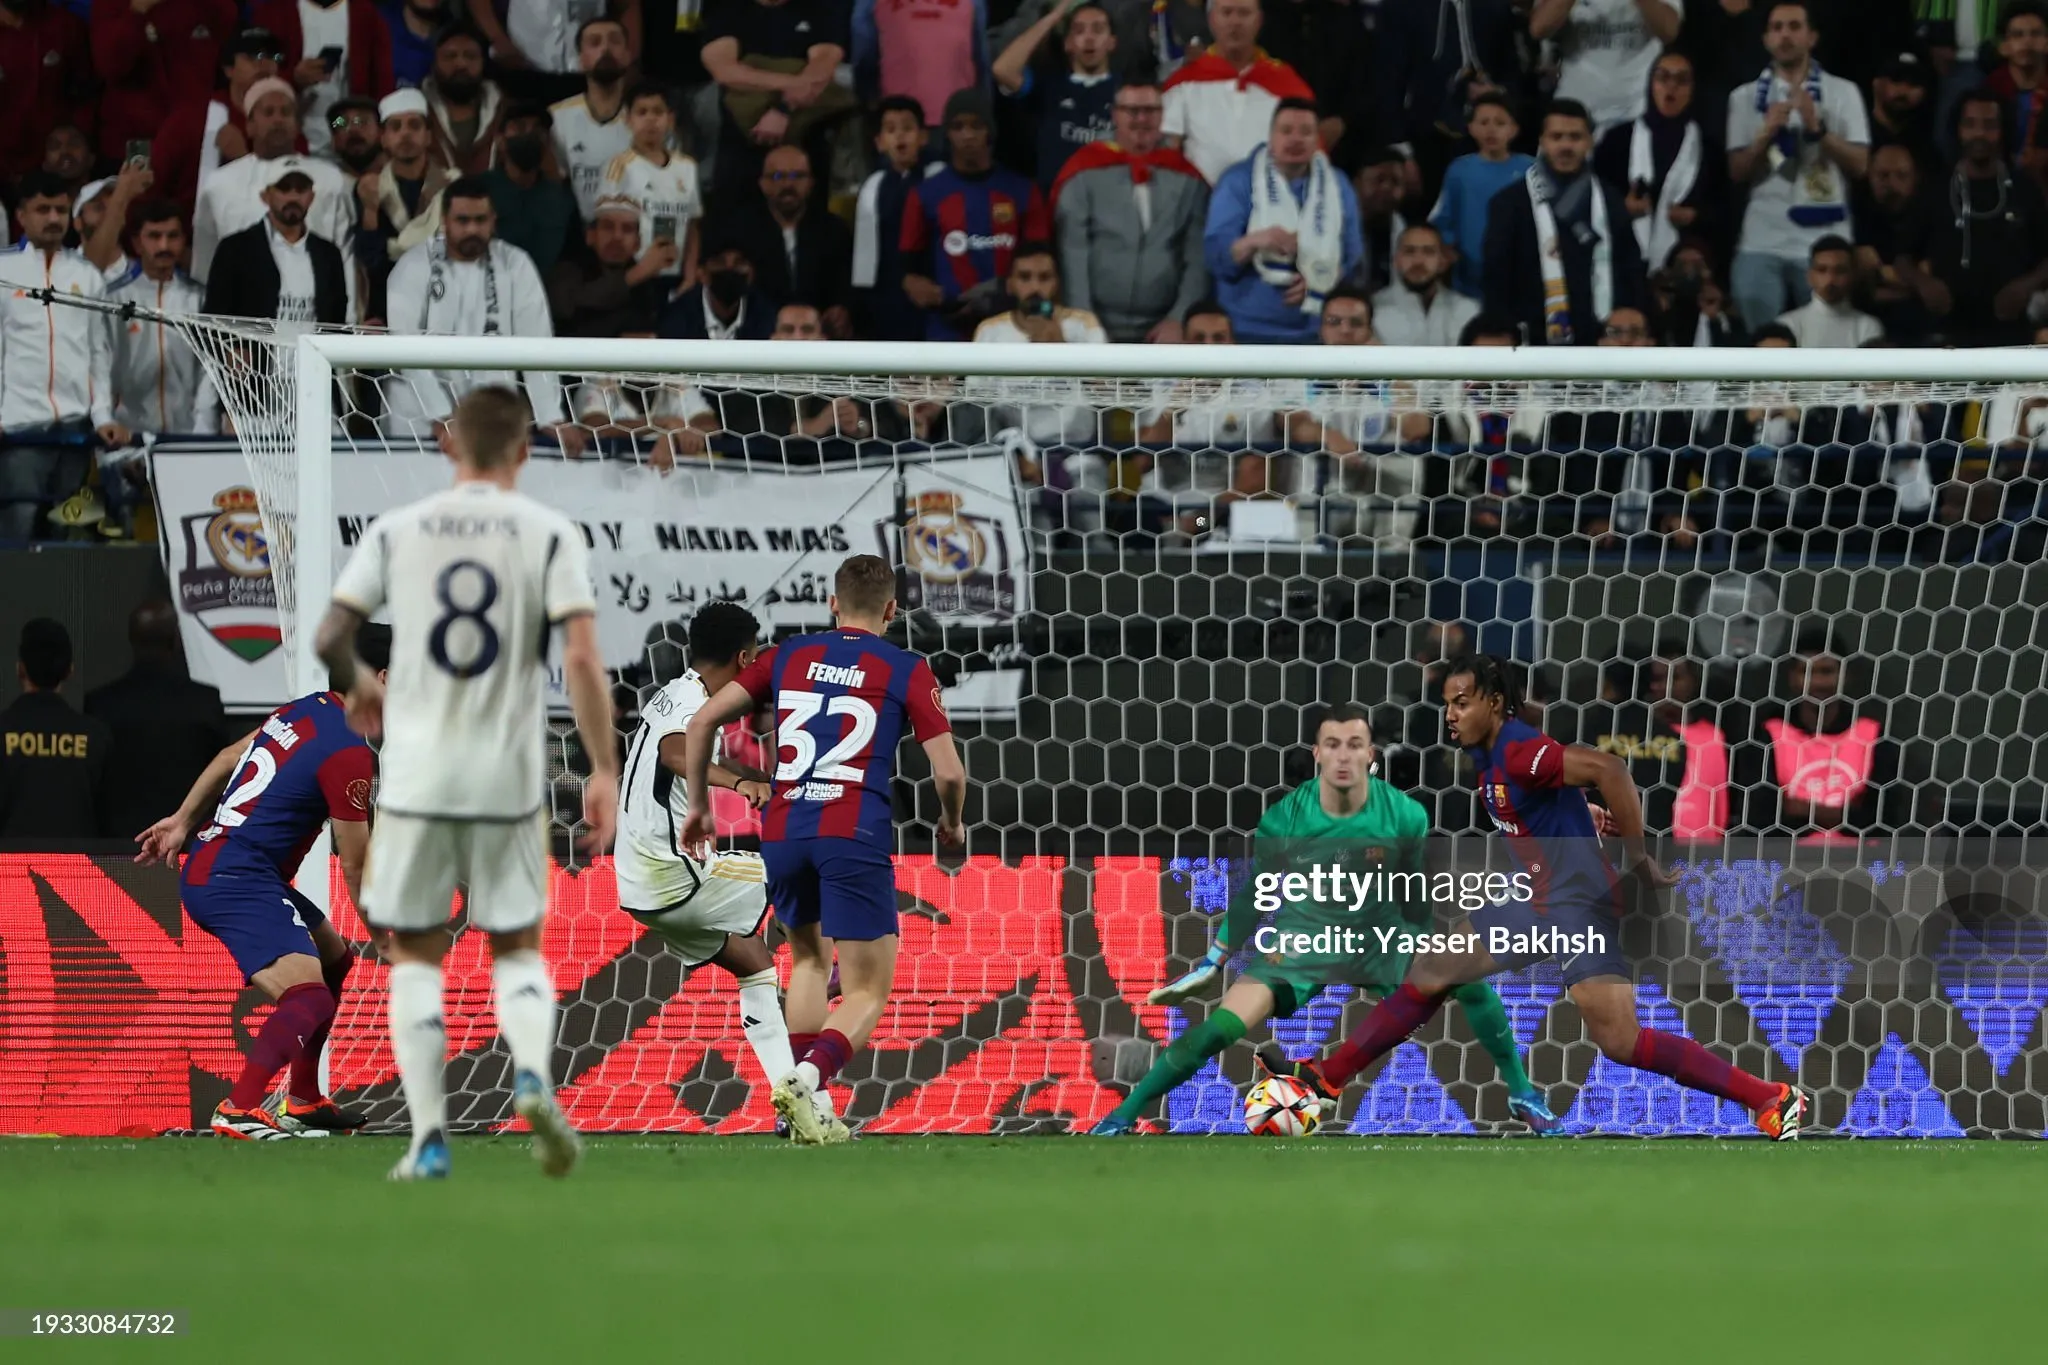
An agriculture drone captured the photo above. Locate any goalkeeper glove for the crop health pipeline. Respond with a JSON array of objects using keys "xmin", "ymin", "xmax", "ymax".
[{"xmin": 1148, "ymin": 940, "xmax": 1229, "ymax": 1006}]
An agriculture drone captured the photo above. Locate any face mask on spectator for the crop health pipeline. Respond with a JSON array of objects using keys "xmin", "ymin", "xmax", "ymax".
[
  {"xmin": 504, "ymin": 134, "xmax": 546, "ymax": 172},
  {"xmin": 708, "ymin": 269, "xmax": 750, "ymax": 306}
]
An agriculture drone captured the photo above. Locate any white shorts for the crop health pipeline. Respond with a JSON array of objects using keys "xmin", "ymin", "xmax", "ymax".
[
  {"xmin": 622, "ymin": 850, "xmax": 769, "ymax": 966},
  {"xmin": 362, "ymin": 811, "xmax": 550, "ymax": 934}
]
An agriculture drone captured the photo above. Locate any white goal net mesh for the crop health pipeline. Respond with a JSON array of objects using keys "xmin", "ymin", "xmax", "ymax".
[{"xmin": 162, "ymin": 311, "xmax": 2048, "ymax": 1139}]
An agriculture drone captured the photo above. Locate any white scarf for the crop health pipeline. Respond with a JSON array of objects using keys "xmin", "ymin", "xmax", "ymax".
[
  {"xmin": 1247, "ymin": 143, "xmax": 1344, "ymax": 315},
  {"xmin": 1527, "ymin": 164, "xmax": 1611, "ymax": 346},
  {"xmin": 1627, "ymin": 118, "xmax": 1701, "ymax": 271}
]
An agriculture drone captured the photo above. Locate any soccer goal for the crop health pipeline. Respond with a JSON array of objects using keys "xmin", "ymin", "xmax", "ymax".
[{"xmin": 164, "ymin": 317, "xmax": 2048, "ymax": 1138}]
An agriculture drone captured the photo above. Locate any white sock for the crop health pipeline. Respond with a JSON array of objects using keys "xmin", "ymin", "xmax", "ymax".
[
  {"xmin": 795, "ymin": 1060, "xmax": 821, "ymax": 1091},
  {"xmin": 736, "ymin": 970, "xmax": 796, "ymax": 1086},
  {"xmin": 387, "ymin": 961, "xmax": 447, "ymax": 1151},
  {"xmin": 813, "ymin": 1086, "xmax": 837, "ymax": 1121},
  {"xmin": 491, "ymin": 949, "xmax": 558, "ymax": 1086}
]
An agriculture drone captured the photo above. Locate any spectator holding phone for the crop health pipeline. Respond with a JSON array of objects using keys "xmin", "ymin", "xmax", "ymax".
[
  {"xmin": 598, "ymin": 81, "xmax": 702, "ymax": 289},
  {"xmin": 251, "ymin": 0, "xmax": 395, "ymax": 157}
]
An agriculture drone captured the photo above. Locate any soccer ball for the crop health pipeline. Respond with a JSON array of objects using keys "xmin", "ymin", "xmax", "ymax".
[{"xmin": 1243, "ymin": 1075, "xmax": 1321, "ymax": 1136}]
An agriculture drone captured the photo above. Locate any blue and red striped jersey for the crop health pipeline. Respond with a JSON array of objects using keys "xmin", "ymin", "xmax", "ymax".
[
  {"xmin": 182, "ymin": 692, "xmax": 373, "ymax": 886},
  {"xmin": 1472, "ymin": 717, "xmax": 1618, "ymax": 910},
  {"xmin": 737, "ymin": 629, "xmax": 950, "ymax": 848},
  {"xmin": 899, "ymin": 165, "xmax": 1050, "ymax": 340}
]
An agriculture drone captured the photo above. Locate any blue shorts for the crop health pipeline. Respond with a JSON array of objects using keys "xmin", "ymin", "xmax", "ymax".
[
  {"xmin": 183, "ymin": 874, "xmax": 326, "ymax": 983},
  {"xmin": 762, "ymin": 837, "xmax": 899, "ymax": 942},
  {"xmin": 1468, "ymin": 895, "xmax": 1628, "ymax": 988}
]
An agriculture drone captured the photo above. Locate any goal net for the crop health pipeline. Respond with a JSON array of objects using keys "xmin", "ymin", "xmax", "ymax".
[{"xmin": 161, "ymin": 314, "xmax": 2048, "ymax": 1139}]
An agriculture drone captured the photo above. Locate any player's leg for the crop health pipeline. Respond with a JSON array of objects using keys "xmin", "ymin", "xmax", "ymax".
[
  {"xmin": 706, "ymin": 930, "xmax": 797, "ymax": 1091},
  {"xmin": 362, "ymin": 812, "xmax": 461, "ymax": 1179},
  {"xmin": 278, "ymin": 915, "xmax": 368, "ymax": 1132},
  {"xmin": 1571, "ymin": 975, "xmax": 1808, "ymax": 1140},
  {"xmin": 775, "ymin": 839, "xmax": 903, "ymax": 1140},
  {"xmin": 1446, "ymin": 981, "xmax": 1562, "ymax": 1134},
  {"xmin": 184, "ymin": 878, "xmax": 336, "ymax": 1140},
  {"xmin": 474, "ymin": 814, "xmax": 580, "ymax": 1176},
  {"xmin": 1291, "ymin": 928, "xmax": 1498, "ymax": 1100},
  {"xmin": 775, "ymin": 919, "xmax": 846, "ymax": 1136},
  {"xmin": 1090, "ymin": 978, "xmax": 1278, "ymax": 1135}
]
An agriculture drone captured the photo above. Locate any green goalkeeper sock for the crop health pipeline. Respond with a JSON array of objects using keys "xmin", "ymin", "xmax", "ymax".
[
  {"xmin": 1111, "ymin": 1008, "xmax": 1249, "ymax": 1123},
  {"xmin": 1451, "ymin": 981, "xmax": 1533, "ymax": 1096}
]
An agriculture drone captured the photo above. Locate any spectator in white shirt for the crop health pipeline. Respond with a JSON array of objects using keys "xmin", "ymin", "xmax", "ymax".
[
  {"xmin": 1372, "ymin": 222, "xmax": 1481, "ymax": 346},
  {"xmin": 192, "ymin": 79, "xmax": 355, "ymax": 284},
  {"xmin": 381, "ymin": 175, "xmax": 583, "ymax": 452},
  {"xmin": 975, "ymin": 242, "xmax": 1107, "ymax": 515},
  {"xmin": 108, "ymin": 199, "xmax": 218, "ymax": 437},
  {"xmin": 1135, "ymin": 298, "xmax": 1285, "ymax": 537},
  {"xmin": 467, "ymin": 0, "xmax": 641, "ymax": 105},
  {"xmin": 1776, "ymin": 235, "xmax": 1883, "ymax": 347},
  {"xmin": 0, "ymin": 173, "xmax": 123, "ymax": 542},
  {"xmin": 1531, "ymin": 0, "xmax": 1684, "ymax": 137},
  {"xmin": 1160, "ymin": 0, "xmax": 1316, "ymax": 184},
  {"xmin": 1725, "ymin": 1, "xmax": 1870, "ymax": 333},
  {"xmin": 548, "ymin": 16, "xmax": 635, "ymax": 223}
]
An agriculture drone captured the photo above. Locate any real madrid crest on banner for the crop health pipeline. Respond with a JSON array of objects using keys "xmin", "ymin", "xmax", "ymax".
[
  {"xmin": 174, "ymin": 486, "xmax": 282, "ymax": 662},
  {"xmin": 881, "ymin": 488, "xmax": 1018, "ymax": 621}
]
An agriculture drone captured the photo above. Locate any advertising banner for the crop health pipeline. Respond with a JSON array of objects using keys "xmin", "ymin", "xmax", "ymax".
[{"xmin": 151, "ymin": 443, "xmax": 1029, "ymax": 710}]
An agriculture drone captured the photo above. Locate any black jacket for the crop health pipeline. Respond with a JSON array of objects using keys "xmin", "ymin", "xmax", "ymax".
[
  {"xmin": 726, "ymin": 201, "xmax": 855, "ymax": 318},
  {"xmin": 655, "ymin": 286, "xmax": 778, "ymax": 341},
  {"xmin": 1481, "ymin": 172, "xmax": 1647, "ymax": 346},
  {"xmin": 0, "ymin": 690, "xmax": 111, "ymax": 841},
  {"xmin": 85, "ymin": 662, "xmax": 234, "ymax": 843},
  {"xmin": 200, "ymin": 221, "xmax": 349, "ymax": 326}
]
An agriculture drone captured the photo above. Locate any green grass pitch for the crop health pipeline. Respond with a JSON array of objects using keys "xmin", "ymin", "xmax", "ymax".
[{"xmin": 0, "ymin": 1136, "xmax": 2035, "ymax": 1362}]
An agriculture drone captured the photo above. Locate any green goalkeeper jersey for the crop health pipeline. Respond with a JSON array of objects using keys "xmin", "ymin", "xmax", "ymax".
[{"xmin": 1216, "ymin": 775, "xmax": 1432, "ymax": 991}]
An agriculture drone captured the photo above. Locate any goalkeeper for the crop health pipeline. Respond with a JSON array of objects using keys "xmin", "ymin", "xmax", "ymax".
[{"xmin": 1089, "ymin": 704, "xmax": 1560, "ymax": 1135}]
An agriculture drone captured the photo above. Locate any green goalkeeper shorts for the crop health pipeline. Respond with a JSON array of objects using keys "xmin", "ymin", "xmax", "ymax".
[{"xmin": 1238, "ymin": 956, "xmax": 1401, "ymax": 1020}]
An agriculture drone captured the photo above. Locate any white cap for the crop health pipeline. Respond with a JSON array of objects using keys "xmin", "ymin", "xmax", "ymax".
[
  {"xmin": 379, "ymin": 88, "xmax": 429, "ymax": 122},
  {"xmin": 74, "ymin": 179, "xmax": 115, "ymax": 214},
  {"xmin": 593, "ymin": 193, "xmax": 643, "ymax": 218},
  {"xmin": 264, "ymin": 156, "xmax": 316, "ymax": 189}
]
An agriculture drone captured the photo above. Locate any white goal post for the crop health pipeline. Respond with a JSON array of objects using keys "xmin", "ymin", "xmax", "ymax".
[{"xmin": 284, "ymin": 332, "xmax": 2048, "ymax": 696}]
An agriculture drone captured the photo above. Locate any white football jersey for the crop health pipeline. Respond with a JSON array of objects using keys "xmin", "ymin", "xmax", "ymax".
[
  {"xmin": 600, "ymin": 149, "xmax": 701, "ymax": 278},
  {"xmin": 331, "ymin": 481, "xmax": 596, "ymax": 821},
  {"xmin": 615, "ymin": 669, "xmax": 719, "ymax": 911},
  {"xmin": 551, "ymin": 93, "xmax": 634, "ymax": 222}
]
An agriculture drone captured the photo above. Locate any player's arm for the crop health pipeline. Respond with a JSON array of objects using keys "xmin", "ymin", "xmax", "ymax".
[
  {"xmin": 922, "ymin": 731, "xmax": 966, "ymax": 847},
  {"xmin": 135, "ymin": 727, "xmax": 259, "ymax": 864},
  {"xmin": 331, "ymin": 817, "xmax": 370, "ymax": 910},
  {"xmin": 906, "ymin": 659, "xmax": 965, "ymax": 847},
  {"xmin": 657, "ymin": 732, "xmax": 771, "ymax": 808},
  {"xmin": 1558, "ymin": 745, "xmax": 1676, "ymax": 887},
  {"xmin": 562, "ymin": 612, "xmax": 620, "ymax": 853},
  {"xmin": 679, "ymin": 680, "xmax": 764, "ymax": 851}
]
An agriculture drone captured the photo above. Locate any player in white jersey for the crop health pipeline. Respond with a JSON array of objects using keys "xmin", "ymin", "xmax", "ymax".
[
  {"xmin": 598, "ymin": 83, "xmax": 701, "ymax": 286},
  {"xmin": 315, "ymin": 385, "xmax": 620, "ymax": 1183},
  {"xmin": 615, "ymin": 602, "xmax": 843, "ymax": 1138}
]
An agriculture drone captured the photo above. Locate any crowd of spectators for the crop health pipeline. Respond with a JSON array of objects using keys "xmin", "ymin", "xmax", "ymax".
[{"xmin": 0, "ymin": 0, "xmax": 2045, "ymax": 547}]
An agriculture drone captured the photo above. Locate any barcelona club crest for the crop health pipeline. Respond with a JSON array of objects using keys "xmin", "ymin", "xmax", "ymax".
[
  {"xmin": 176, "ymin": 486, "xmax": 281, "ymax": 662},
  {"xmin": 878, "ymin": 489, "xmax": 1017, "ymax": 621}
]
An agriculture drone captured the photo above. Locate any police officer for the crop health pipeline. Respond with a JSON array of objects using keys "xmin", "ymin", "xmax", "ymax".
[{"xmin": 0, "ymin": 619, "xmax": 111, "ymax": 840}]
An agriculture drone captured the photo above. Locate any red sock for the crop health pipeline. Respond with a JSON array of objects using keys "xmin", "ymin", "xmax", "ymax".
[
  {"xmin": 230, "ymin": 982, "xmax": 335, "ymax": 1109},
  {"xmin": 1323, "ymin": 983, "xmax": 1447, "ymax": 1085},
  {"xmin": 1630, "ymin": 1029, "xmax": 1780, "ymax": 1111},
  {"xmin": 801, "ymin": 1028, "xmax": 854, "ymax": 1085},
  {"xmin": 789, "ymin": 1032, "xmax": 818, "ymax": 1062},
  {"xmin": 290, "ymin": 954, "xmax": 354, "ymax": 1102}
]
